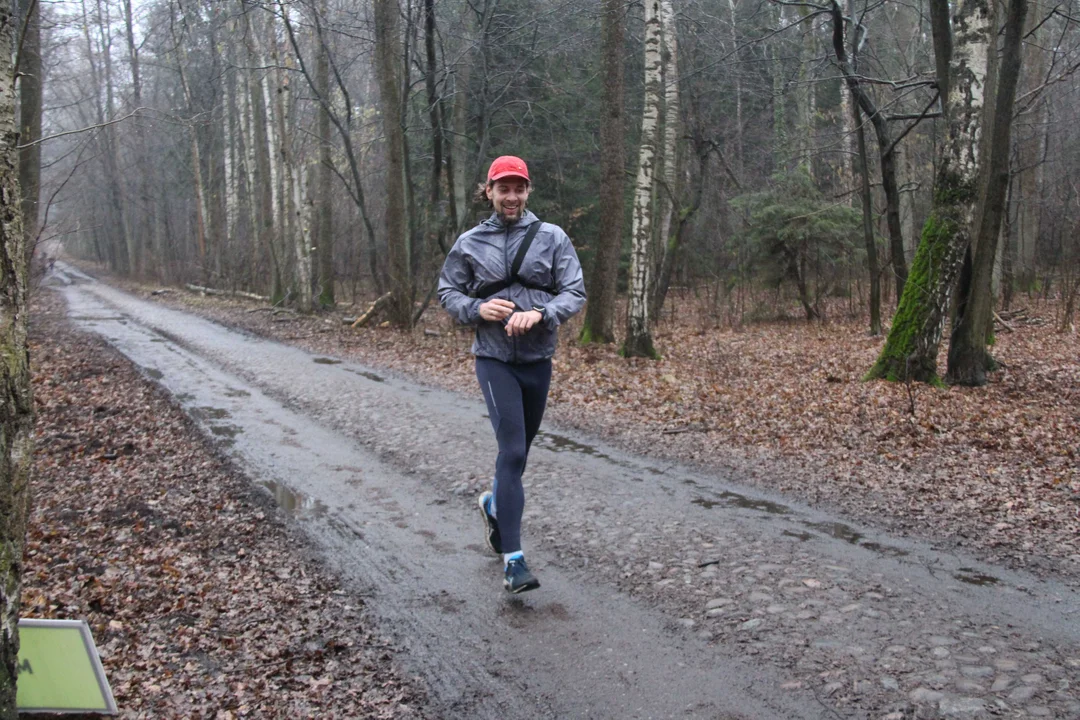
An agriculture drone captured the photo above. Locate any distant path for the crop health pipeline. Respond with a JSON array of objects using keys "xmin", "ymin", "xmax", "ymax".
[{"xmin": 53, "ymin": 264, "xmax": 1080, "ymax": 719}]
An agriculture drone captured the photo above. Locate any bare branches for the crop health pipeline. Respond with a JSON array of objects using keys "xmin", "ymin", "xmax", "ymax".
[{"xmin": 17, "ymin": 107, "xmax": 149, "ymax": 149}]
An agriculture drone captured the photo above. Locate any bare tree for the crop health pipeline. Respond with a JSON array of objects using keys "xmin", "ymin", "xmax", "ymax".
[
  {"xmin": 374, "ymin": 0, "xmax": 412, "ymax": 326},
  {"xmin": 580, "ymin": 0, "xmax": 626, "ymax": 344}
]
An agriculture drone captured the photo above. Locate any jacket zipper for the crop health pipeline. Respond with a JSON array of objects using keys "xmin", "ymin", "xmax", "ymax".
[{"xmin": 505, "ymin": 223, "xmax": 518, "ymax": 364}]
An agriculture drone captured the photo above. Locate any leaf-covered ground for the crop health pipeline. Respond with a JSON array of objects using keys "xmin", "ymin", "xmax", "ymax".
[
  {"xmin": 26, "ymin": 290, "xmax": 425, "ymax": 719},
  {"xmin": 121, "ymin": 279, "xmax": 1079, "ymax": 582}
]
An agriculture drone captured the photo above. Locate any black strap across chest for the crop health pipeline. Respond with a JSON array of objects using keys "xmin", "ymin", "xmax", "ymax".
[{"xmin": 470, "ymin": 221, "xmax": 554, "ymax": 299}]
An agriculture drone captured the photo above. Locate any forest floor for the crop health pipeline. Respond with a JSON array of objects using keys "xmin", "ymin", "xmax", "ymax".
[
  {"xmin": 26, "ymin": 288, "xmax": 426, "ymax": 718},
  {"xmin": 100, "ymin": 272, "xmax": 1080, "ymax": 583}
]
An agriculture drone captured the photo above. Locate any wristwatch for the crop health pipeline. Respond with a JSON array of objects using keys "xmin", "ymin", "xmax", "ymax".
[{"xmin": 531, "ymin": 304, "xmax": 546, "ymax": 318}]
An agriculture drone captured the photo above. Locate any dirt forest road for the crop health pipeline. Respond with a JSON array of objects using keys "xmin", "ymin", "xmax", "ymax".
[{"xmin": 52, "ymin": 264, "xmax": 1080, "ymax": 720}]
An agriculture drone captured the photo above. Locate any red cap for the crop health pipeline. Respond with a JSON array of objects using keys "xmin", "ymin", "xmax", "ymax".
[{"xmin": 487, "ymin": 156, "xmax": 530, "ymax": 183}]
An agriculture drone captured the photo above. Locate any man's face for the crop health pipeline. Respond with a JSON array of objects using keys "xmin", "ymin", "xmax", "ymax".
[{"xmin": 486, "ymin": 177, "xmax": 530, "ymax": 222}]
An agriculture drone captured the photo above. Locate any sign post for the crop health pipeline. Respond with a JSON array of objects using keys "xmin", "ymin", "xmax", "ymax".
[{"xmin": 16, "ymin": 619, "xmax": 117, "ymax": 714}]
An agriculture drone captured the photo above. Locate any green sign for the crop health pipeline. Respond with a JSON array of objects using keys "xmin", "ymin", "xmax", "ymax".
[{"xmin": 16, "ymin": 619, "xmax": 117, "ymax": 714}]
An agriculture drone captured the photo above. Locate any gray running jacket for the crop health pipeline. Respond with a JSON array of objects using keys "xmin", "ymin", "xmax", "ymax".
[{"xmin": 438, "ymin": 210, "xmax": 587, "ymax": 364}]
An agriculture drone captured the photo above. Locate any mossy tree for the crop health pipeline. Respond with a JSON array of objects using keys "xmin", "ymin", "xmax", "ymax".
[{"xmin": 866, "ymin": 0, "xmax": 995, "ymax": 383}]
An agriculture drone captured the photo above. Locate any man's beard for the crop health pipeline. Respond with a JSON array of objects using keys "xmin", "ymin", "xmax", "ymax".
[{"xmin": 497, "ymin": 204, "xmax": 526, "ymax": 223}]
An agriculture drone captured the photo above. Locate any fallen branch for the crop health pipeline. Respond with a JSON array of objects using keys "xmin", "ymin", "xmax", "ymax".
[
  {"xmin": 993, "ymin": 311, "xmax": 1015, "ymax": 333},
  {"xmin": 351, "ymin": 292, "xmax": 393, "ymax": 329},
  {"xmin": 184, "ymin": 283, "xmax": 269, "ymax": 302}
]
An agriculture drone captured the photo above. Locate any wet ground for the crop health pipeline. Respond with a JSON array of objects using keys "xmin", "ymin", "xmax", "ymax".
[{"xmin": 53, "ymin": 264, "xmax": 1080, "ymax": 719}]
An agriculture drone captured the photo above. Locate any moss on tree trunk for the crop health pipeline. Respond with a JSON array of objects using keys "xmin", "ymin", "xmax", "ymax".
[{"xmin": 866, "ymin": 172, "xmax": 973, "ymax": 384}]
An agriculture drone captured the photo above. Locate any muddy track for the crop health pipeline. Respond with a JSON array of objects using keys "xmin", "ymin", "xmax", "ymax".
[{"xmin": 54, "ymin": 264, "xmax": 1080, "ymax": 719}]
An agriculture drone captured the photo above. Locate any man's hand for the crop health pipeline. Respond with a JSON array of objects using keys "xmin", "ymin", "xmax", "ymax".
[
  {"xmin": 479, "ymin": 298, "xmax": 515, "ymax": 322},
  {"xmin": 505, "ymin": 310, "xmax": 542, "ymax": 336}
]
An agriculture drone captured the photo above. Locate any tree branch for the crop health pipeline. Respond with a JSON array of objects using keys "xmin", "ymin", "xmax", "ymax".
[{"xmin": 17, "ymin": 108, "xmax": 149, "ymax": 149}]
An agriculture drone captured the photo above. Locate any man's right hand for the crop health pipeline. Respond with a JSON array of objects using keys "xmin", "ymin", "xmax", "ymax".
[{"xmin": 478, "ymin": 298, "xmax": 515, "ymax": 322}]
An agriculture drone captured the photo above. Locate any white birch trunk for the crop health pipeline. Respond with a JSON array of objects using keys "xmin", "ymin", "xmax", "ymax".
[
  {"xmin": 659, "ymin": 0, "xmax": 679, "ymax": 246},
  {"xmin": 839, "ymin": 84, "xmax": 853, "ymax": 202},
  {"xmin": 728, "ymin": 0, "xmax": 743, "ymax": 178},
  {"xmin": 624, "ymin": 0, "xmax": 663, "ymax": 357},
  {"xmin": 223, "ymin": 52, "xmax": 238, "ymax": 250},
  {"xmin": 293, "ymin": 162, "xmax": 313, "ymax": 311},
  {"xmin": 241, "ymin": 73, "xmax": 260, "ymax": 273}
]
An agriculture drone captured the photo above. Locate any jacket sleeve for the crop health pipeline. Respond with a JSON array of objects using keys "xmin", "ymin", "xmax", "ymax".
[
  {"xmin": 438, "ymin": 239, "xmax": 483, "ymax": 325},
  {"xmin": 542, "ymin": 227, "xmax": 587, "ymax": 330}
]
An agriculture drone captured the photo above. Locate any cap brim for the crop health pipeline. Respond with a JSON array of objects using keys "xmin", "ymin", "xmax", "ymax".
[{"xmin": 489, "ymin": 172, "xmax": 530, "ymax": 183}]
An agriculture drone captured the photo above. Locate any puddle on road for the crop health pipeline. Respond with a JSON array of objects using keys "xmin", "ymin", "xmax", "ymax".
[
  {"xmin": 692, "ymin": 491, "xmax": 792, "ymax": 516},
  {"xmin": 803, "ymin": 521, "xmax": 864, "ymax": 544},
  {"xmin": 538, "ymin": 432, "xmax": 604, "ymax": 456},
  {"xmin": 782, "ymin": 529, "xmax": 813, "ymax": 541},
  {"xmin": 533, "ymin": 431, "xmax": 666, "ymax": 476},
  {"xmin": 345, "ymin": 368, "xmax": 385, "ymax": 382},
  {"xmin": 144, "ymin": 367, "xmax": 164, "ymax": 380},
  {"xmin": 313, "ymin": 357, "xmax": 342, "ymax": 365},
  {"xmin": 193, "ymin": 407, "xmax": 231, "ymax": 421},
  {"xmin": 258, "ymin": 480, "xmax": 328, "ymax": 518},
  {"xmin": 209, "ymin": 424, "xmax": 242, "ymax": 439},
  {"xmin": 861, "ymin": 542, "xmax": 909, "ymax": 558},
  {"xmin": 954, "ymin": 568, "xmax": 999, "ymax": 586},
  {"xmin": 69, "ymin": 315, "xmax": 127, "ymax": 322},
  {"xmin": 800, "ymin": 521, "xmax": 909, "ymax": 558}
]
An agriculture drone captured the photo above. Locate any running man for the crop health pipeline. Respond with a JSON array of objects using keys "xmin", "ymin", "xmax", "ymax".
[{"xmin": 438, "ymin": 156, "xmax": 587, "ymax": 593}]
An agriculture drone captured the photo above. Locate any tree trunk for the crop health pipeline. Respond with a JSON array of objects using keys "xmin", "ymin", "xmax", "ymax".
[
  {"xmin": 580, "ymin": 0, "xmax": 626, "ymax": 345},
  {"xmin": 946, "ymin": 0, "xmax": 1027, "ymax": 386},
  {"xmin": 854, "ymin": 102, "xmax": 881, "ymax": 335},
  {"xmin": 1012, "ymin": 3, "xmax": 1047, "ymax": 292},
  {"xmin": 316, "ymin": 4, "xmax": 334, "ymax": 307},
  {"xmin": 830, "ymin": 0, "xmax": 908, "ymax": 300},
  {"xmin": 727, "ymin": 0, "xmax": 743, "ymax": 180},
  {"xmin": 18, "ymin": 0, "xmax": 40, "ymax": 267},
  {"xmin": 651, "ymin": 0, "xmax": 679, "ymax": 322},
  {"xmin": 122, "ymin": 0, "xmax": 151, "ymax": 278},
  {"xmin": 623, "ymin": 0, "xmax": 662, "ymax": 358},
  {"xmin": 867, "ymin": 0, "xmax": 994, "ymax": 383},
  {"xmin": 0, "ymin": 0, "xmax": 33, "ymax": 712},
  {"xmin": 374, "ymin": 0, "xmax": 412, "ymax": 327}
]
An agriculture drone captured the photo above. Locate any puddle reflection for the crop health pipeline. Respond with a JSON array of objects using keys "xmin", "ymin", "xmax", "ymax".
[{"xmin": 259, "ymin": 480, "xmax": 328, "ymax": 518}]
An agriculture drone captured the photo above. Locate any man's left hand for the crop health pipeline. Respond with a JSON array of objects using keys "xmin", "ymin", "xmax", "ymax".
[{"xmin": 505, "ymin": 310, "xmax": 543, "ymax": 336}]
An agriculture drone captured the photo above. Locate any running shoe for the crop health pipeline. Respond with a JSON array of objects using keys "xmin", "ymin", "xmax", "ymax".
[
  {"xmin": 478, "ymin": 491, "xmax": 502, "ymax": 555},
  {"xmin": 504, "ymin": 557, "xmax": 540, "ymax": 594}
]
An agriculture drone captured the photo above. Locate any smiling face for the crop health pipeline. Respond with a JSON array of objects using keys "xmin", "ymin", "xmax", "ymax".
[{"xmin": 486, "ymin": 177, "xmax": 530, "ymax": 222}]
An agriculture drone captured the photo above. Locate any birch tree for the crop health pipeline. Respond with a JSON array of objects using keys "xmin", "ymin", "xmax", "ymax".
[
  {"xmin": 0, "ymin": 0, "xmax": 32, "ymax": 710},
  {"xmin": 947, "ymin": 0, "xmax": 1028, "ymax": 386},
  {"xmin": 866, "ymin": 0, "xmax": 995, "ymax": 383},
  {"xmin": 623, "ymin": 0, "xmax": 663, "ymax": 358}
]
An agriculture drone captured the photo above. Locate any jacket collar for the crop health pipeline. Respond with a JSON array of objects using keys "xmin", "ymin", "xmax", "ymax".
[{"xmin": 483, "ymin": 210, "xmax": 538, "ymax": 230}]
